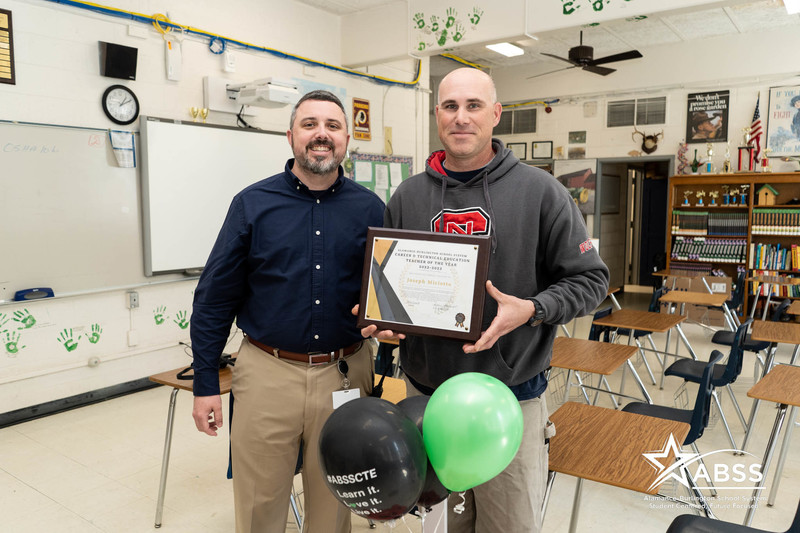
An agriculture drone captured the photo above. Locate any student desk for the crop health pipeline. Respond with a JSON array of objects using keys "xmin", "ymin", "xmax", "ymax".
[
  {"xmin": 148, "ymin": 365, "xmax": 405, "ymax": 528},
  {"xmin": 592, "ymin": 309, "xmax": 693, "ymax": 389},
  {"xmin": 546, "ymin": 401, "xmax": 690, "ymax": 533},
  {"xmin": 788, "ymin": 300, "xmax": 800, "ymax": 315},
  {"xmin": 743, "ymin": 365, "xmax": 800, "ymax": 526},
  {"xmin": 660, "ymin": 289, "xmax": 736, "ymax": 332},
  {"xmin": 741, "ymin": 321, "xmax": 800, "ymax": 453},
  {"xmin": 550, "ymin": 337, "xmax": 646, "ymax": 405}
]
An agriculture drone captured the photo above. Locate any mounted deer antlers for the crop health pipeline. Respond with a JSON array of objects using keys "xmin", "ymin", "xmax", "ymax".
[{"xmin": 632, "ymin": 127, "xmax": 664, "ymax": 154}]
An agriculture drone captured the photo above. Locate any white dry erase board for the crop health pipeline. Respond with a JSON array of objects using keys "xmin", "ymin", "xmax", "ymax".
[
  {"xmin": 140, "ymin": 116, "xmax": 289, "ymax": 275},
  {"xmin": 0, "ymin": 120, "xmax": 155, "ymax": 297}
]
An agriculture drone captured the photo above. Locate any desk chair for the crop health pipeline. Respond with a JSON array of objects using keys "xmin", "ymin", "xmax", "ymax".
[
  {"xmin": 712, "ymin": 299, "xmax": 791, "ymax": 378},
  {"xmin": 666, "ymin": 500, "xmax": 800, "ymax": 533},
  {"xmin": 622, "ymin": 351, "xmax": 725, "ymax": 518},
  {"xmin": 610, "ymin": 287, "xmax": 667, "ymax": 386},
  {"xmin": 664, "ymin": 319, "xmax": 752, "ymax": 450}
]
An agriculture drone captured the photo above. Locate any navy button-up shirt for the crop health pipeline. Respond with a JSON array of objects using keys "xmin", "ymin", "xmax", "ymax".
[{"xmin": 190, "ymin": 160, "xmax": 385, "ymax": 396}]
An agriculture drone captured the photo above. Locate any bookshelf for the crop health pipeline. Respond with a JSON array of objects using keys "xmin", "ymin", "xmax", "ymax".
[{"xmin": 667, "ymin": 173, "xmax": 800, "ymax": 316}]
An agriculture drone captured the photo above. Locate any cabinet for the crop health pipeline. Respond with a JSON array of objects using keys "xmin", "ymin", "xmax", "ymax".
[{"xmin": 666, "ymin": 173, "xmax": 800, "ymax": 316}]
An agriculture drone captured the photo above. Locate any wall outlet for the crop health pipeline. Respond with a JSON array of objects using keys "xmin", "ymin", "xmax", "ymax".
[
  {"xmin": 223, "ymin": 51, "xmax": 236, "ymax": 73},
  {"xmin": 127, "ymin": 330, "xmax": 139, "ymax": 347},
  {"xmin": 127, "ymin": 291, "xmax": 139, "ymax": 309}
]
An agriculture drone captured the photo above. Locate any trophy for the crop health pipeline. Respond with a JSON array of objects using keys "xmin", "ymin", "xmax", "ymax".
[
  {"xmin": 738, "ymin": 127, "xmax": 754, "ymax": 172},
  {"xmin": 721, "ymin": 185, "xmax": 730, "ymax": 205},
  {"xmin": 709, "ymin": 190, "xmax": 719, "ymax": 206},
  {"xmin": 696, "ymin": 190, "xmax": 706, "ymax": 206},
  {"xmin": 705, "ymin": 143, "xmax": 714, "ymax": 173},
  {"xmin": 740, "ymin": 184, "xmax": 750, "ymax": 205},
  {"xmin": 722, "ymin": 142, "xmax": 732, "ymax": 173},
  {"xmin": 200, "ymin": 108, "xmax": 209, "ymax": 123},
  {"xmin": 761, "ymin": 148, "xmax": 773, "ymax": 172},
  {"xmin": 729, "ymin": 188, "xmax": 740, "ymax": 206},
  {"xmin": 190, "ymin": 106, "xmax": 200, "ymax": 122},
  {"xmin": 683, "ymin": 190, "xmax": 693, "ymax": 205}
]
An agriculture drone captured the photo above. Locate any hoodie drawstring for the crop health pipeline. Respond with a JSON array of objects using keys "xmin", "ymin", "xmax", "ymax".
[{"xmin": 482, "ymin": 177, "xmax": 498, "ymax": 254}]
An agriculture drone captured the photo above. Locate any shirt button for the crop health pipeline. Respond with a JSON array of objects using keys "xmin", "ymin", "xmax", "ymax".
[
  {"xmin": 315, "ymin": 299, "xmax": 320, "ymax": 304},
  {"xmin": 296, "ymin": 186, "xmax": 300, "ymax": 190},
  {"xmin": 316, "ymin": 265, "xmax": 320, "ymax": 269},
  {"xmin": 314, "ymin": 334, "xmax": 319, "ymax": 340},
  {"xmin": 316, "ymin": 199, "xmax": 320, "ymax": 204},
  {"xmin": 316, "ymin": 230, "xmax": 320, "ymax": 235}
]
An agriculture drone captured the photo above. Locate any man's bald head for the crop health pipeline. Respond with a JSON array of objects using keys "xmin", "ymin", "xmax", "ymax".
[{"xmin": 438, "ymin": 68, "xmax": 498, "ymax": 106}]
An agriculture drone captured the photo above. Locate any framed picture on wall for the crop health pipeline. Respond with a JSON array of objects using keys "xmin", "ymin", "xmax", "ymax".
[
  {"xmin": 507, "ymin": 142, "xmax": 527, "ymax": 160},
  {"xmin": 766, "ymin": 85, "xmax": 800, "ymax": 156},
  {"xmin": 532, "ymin": 141, "xmax": 553, "ymax": 159}
]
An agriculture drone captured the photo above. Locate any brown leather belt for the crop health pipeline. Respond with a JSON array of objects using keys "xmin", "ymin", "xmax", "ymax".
[{"xmin": 247, "ymin": 336, "xmax": 361, "ymax": 366}]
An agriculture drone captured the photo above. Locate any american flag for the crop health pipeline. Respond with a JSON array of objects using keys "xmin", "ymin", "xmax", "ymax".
[{"xmin": 749, "ymin": 93, "xmax": 762, "ymax": 163}]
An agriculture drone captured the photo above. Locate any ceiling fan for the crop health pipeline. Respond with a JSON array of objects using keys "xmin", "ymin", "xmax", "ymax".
[{"xmin": 530, "ymin": 31, "xmax": 642, "ymax": 78}]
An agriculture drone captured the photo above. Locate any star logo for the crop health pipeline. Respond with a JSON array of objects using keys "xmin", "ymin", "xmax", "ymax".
[{"xmin": 642, "ymin": 434, "xmax": 700, "ymax": 491}]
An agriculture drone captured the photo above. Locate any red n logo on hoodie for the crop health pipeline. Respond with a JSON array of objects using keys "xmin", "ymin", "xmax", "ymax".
[{"xmin": 431, "ymin": 207, "xmax": 491, "ymax": 235}]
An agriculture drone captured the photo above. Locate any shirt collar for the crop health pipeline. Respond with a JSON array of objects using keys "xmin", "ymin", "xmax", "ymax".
[{"xmin": 284, "ymin": 159, "xmax": 345, "ymax": 196}]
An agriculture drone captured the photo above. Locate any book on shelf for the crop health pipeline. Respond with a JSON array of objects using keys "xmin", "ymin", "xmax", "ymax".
[
  {"xmin": 671, "ymin": 236, "xmax": 746, "ymax": 263},
  {"xmin": 671, "ymin": 210, "xmax": 747, "ymax": 236},
  {"xmin": 752, "ymin": 208, "xmax": 800, "ymax": 235},
  {"xmin": 749, "ymin": 243, "xmax": 800, "ymax": 270}
]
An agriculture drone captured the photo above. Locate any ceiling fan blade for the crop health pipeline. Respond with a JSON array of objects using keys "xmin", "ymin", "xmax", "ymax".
[
  {"xmin": 541, "ymin": 52, "xmax": 579, "ymax": 66},
  {"xmin": 583, "ymin": 64, "xmax": 616, "ymax": 76},
  {"xmin": 588, "ymin": 50, "xmax": 642, "ymax": 66},
  {"xmin": 526, "ymin": 66, "xmax": 577, "ymax": 79}
]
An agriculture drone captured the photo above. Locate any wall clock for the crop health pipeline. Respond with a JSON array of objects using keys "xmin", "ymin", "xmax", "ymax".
[{"xmin": 102, "ymin": 84, "xmax": 139, "ymax": 125}]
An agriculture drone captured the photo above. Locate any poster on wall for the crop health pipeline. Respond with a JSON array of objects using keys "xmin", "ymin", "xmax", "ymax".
[
  {"xmin": 352, "ymin": 98, "xmax": 371, "ymax": 141},
  {"xmin": 686, "ymin": 90, "xmax": 729, "ymax": 143},
  {"xmin": 766, "ymin": 85, "xmax": 800, "ymax": 156},
  {"xmin": 553, "ymin": 159, "xmax": 596, "ymax": 217},
  {"xmin": 0, "ymin": 9, "xmax": 15, "ymax": 85}
]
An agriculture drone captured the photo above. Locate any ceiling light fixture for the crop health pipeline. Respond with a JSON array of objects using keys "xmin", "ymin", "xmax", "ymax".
[
  {"xmin": 485, "ymin": 43, "xmax": 524, "ymax": 57},
  {"xmin": 786, "ymin": 0, "xmax": 800, "ymax": 14}
]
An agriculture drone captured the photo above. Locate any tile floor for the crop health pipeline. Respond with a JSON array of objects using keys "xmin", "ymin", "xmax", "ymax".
[{"xmin": 1, "ymin": 292, "xmax": 799, "ymax": 532}]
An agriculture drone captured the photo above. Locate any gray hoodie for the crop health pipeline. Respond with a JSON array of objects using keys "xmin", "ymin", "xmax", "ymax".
[{"xmin": 385, "ymin": 139, "xmax": 610, "ymax": 390}]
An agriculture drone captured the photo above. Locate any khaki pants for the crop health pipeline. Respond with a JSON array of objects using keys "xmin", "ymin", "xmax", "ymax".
[
  {"xmin": 405, "ymin": 376, "xmax": 550, "ymax": 533},
  {"xmin": 231, "ymin": 338, "xmax": 373, "ymax": 533}
]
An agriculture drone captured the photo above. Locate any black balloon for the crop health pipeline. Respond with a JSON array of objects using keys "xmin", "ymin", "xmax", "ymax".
[
  {"xmin": 397, "ymin": 395, "xmax": 450, "ymax": 510},
  {"xmin": 319, "ymin": 397, "xmax": 427, "ymax": 521}
]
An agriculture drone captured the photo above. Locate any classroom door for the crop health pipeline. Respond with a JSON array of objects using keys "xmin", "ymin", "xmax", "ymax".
[{"xmin": 637, "ymin": 163, "xmax": 669, "ymax": 286}]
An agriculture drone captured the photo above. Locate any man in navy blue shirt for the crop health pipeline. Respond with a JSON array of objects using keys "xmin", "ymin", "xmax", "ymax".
[{"xmin": 191, "ymin": 90, "xmax": 385, "ymax": 533}]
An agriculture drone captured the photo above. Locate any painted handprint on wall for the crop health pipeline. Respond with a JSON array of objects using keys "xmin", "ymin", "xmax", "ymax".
[{"xmin": 57, "ymin": 328, "xmax": 80, "ymax": 352}]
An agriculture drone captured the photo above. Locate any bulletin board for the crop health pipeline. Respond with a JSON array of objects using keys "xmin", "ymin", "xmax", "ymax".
[{"xmin": 351, "ymin": 153, "xmax": 413, "ymax": 203}]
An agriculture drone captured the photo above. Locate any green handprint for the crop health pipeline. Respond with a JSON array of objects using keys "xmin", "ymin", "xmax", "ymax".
[
  {"xmin": 592, "ymin": 0, "xmax": 608, "ymax": 11},
  {"xmin": 430, "ymin": 15, "xmax": 440, "ymax": 32},
  {"xmin": 87, "ymin": 323, "xmax": 103, "ymax": 344},
  {"xmin": 453, "ymin": 23, "xmax": 465, "ymax": 42},
  {"xmin": 57, "ymin": 328, "xmax": 80, "ymax": 352},
  {"xmin": 469, "ymin": 7, "xmax": 483, "ymax": 25},
  {"xmin": 445, "ymin": 7, "xmax": 457, "ymax": 28},
  {"xmin": 413, "ymin": 12, "xmax": 425, "ymax": 29},
  {"xmin": 437, "ymin": 28, "xmax": 448, "ymax": 47},
  {"xmin": 418, "ymin": 41, "xmax": 427, "ymax": 51},
  {"xmin": 173, "ymin": 310, "xmax": 189, "ymax": 330},
  {"xmin": 154, "ymin": 306, "xmax": 168, "ymax": 325},
  {"xmin": 562, "ymin": 0, "xmax": 579, "ymax": 15},
  {"xmin": 13, "ymin": 309, "xmax": 36, "ymax": 329},
  {"xmin": 4, "ymin": 330, "xmax": 25, "ymax": 355}
]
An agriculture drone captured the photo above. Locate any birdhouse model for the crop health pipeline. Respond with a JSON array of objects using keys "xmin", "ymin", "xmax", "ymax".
[{"xmin": 756, "ymin": 184, "xmax": 778, "ymax": 206}]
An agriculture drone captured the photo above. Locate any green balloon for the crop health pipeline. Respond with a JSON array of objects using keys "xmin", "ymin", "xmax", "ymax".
[{"xmin": 422, "ymin": 373, "xmax": 523, "ymax": 492}]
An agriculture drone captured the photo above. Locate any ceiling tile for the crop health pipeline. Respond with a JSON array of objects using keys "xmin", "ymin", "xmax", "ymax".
[{"xmin": 663, "ymin": 7, "xmax": 740, "ymax": 40}]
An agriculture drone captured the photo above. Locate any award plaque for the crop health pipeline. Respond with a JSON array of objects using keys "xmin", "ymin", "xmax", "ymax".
[{"xmin": 358, "ymin": 227, "xmax": 491, "ymax": 341}]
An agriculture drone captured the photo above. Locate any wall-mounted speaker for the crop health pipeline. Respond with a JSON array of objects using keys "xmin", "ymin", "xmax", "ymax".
[{"xmin": 99, "ymin": 41, "xmax": 138, "ymax": 80}]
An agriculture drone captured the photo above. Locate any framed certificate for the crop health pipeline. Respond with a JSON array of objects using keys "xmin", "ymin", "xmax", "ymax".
[{"xmin": 358, "ymin": 228, "xmax": 491, "ymax": 341}]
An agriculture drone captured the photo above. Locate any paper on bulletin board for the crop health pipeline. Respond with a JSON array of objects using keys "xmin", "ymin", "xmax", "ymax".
[
  {"xmin": 375, "ymin": 164, "xmax": 390, "ymax": 190},
  {"xmin": 355, "ymin": 161, "xmax": 372, "ymax": 182},
  {"xmin": 389, "ymin": 163, "xmax": 403, "ymax": 186}
]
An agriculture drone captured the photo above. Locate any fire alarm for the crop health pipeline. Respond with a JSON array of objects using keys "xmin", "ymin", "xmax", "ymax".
[{"xmin": 545, "ymin": 106, "xmax": 552, "ymax": 113}]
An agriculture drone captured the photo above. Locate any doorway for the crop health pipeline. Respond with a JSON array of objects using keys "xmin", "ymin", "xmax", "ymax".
[{"xmin": 596, "ymin": 158, "xmax": 672, "ymax": 290}]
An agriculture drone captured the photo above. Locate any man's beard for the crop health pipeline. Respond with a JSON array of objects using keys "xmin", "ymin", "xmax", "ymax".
[{"xmin": 294, "ymin": 140, "xmax": 343, "ymax": 175}]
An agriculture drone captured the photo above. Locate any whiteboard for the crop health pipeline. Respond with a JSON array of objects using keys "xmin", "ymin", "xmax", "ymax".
[
  {"xmin": 140, "ymin": 117, "xmax": 289, "ymax": 274},
  {"xmin": 0, "ymin": 121, "xmax": 152, "ymax": 297}
]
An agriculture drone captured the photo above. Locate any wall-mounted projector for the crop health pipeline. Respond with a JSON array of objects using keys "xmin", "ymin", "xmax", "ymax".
[{"xmin": 226, "ymin": 78, "xmax": 300, "ymax": 108}]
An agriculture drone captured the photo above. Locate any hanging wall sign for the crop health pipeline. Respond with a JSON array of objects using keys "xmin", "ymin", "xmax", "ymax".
[
  {"xmin": 353, "ymin": 98, "xmax": 371, "ymax": 141},
  {"xmin": 686, "ymin": 90, "xmax": 729, "ymax": 144},
  {"xmin": 0, "ymin": 9, "xmax": 16, "ymax": 85}
]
